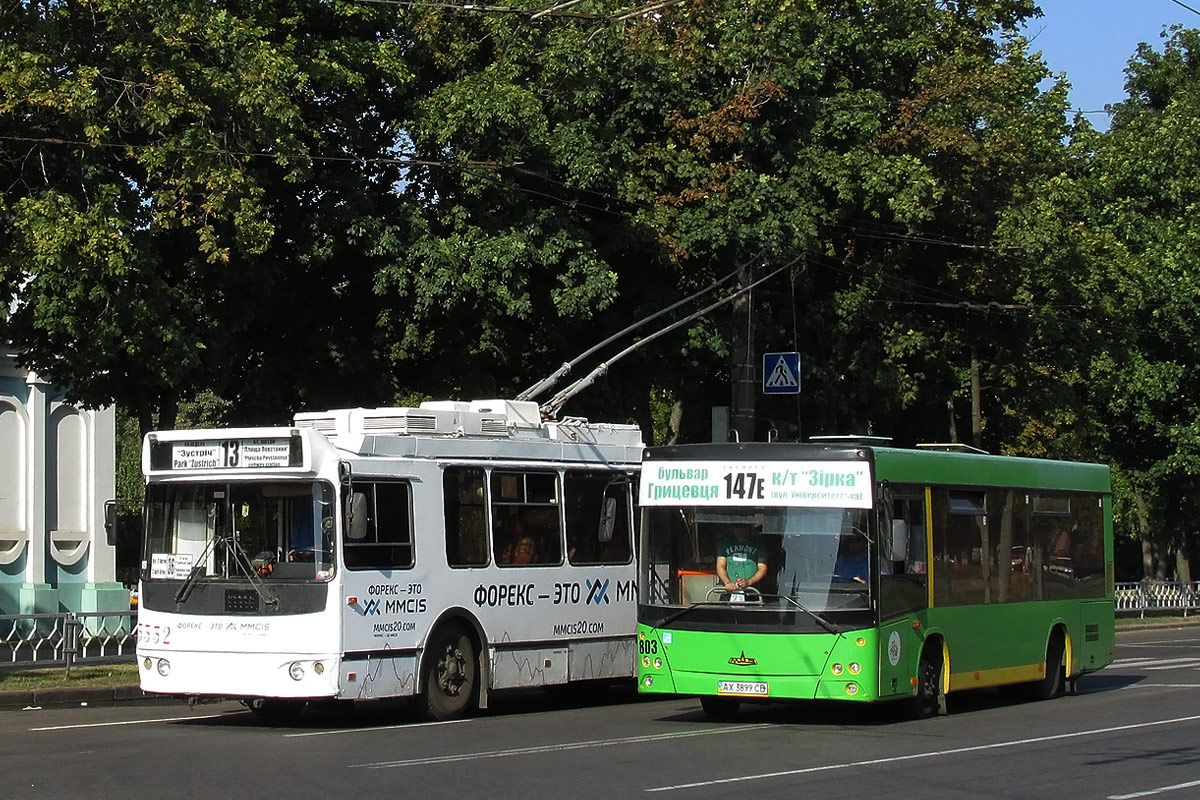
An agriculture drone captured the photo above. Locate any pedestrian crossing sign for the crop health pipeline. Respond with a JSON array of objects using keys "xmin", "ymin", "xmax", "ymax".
[{"xmin": 763, "ymin": 352, "xmax": 801, "ymax": 395}]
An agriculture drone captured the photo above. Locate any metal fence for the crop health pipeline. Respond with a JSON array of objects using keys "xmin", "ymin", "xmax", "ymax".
[
  {"xmin": 0, "ymin": 585, "xmax": 1188, "ymax": 672},
  {"xmin": 0, "ymin": 611, "xmax": 137, "ymax": 673},
  {"xmin": 1115, "ymin": 581, "xmax": 1200, "ymax": 618}
]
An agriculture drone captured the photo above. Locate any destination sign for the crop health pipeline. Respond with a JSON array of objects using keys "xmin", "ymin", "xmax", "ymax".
[
  {"xmin": 639, "ymin": 460, "xmax": 872, "ymax": 509},
  {"xmin": 150, "ymin": 435, "xmax": 303, "ymax": 471}
]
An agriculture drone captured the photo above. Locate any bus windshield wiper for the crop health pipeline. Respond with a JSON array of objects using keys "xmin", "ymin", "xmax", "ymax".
[
  {"xmin": 773, "ymin": 594, "xmax": 840, "ymax": 635},
  {"xmin": 649, "ymin": 595, "xmax": 839, "ymax": 635}
]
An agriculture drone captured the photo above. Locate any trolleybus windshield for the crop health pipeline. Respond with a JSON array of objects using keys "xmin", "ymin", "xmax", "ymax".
[{"xmin": 143, "ymin": 481, "xmax": 336, "ymax": 586}]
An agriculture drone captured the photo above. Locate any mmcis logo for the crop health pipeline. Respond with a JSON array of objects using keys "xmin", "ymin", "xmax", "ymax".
[{"xmin": 729, "ymin": 651, "xmax": 757, "ymax": 666}]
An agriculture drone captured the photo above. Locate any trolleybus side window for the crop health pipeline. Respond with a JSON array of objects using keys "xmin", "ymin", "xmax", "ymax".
[
  {"xmin": 444, "ymin": 466, "xmax": 489, "ymax": 568},
  {"xmin": 492, "ymin": 470, "xmax": 561, "ymax": 566},
  {"xmin": 344, "ymin": 481, "xmax": 414, "ymax": 570},
  {"xmin": 565, "ymin": 471, "xmax": 633, "ymax": 566}
]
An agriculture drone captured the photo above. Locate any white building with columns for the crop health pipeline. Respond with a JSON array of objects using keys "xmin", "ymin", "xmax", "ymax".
[{"xmin": 0, "ymin": 344, "xmax": 127, "ymax": 615}]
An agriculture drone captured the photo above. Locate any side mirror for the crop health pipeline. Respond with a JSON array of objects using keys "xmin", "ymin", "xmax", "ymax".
[
  {"xmin": 889, "ymin": 519, "xmax": 909, "ymax": 562},
  {"xmin": 598, "ymin": 496, "xmax": 618, "ymax": 543},
  {"xmin": 347, "ymin": 492, "xmax": 369, "ymax": 541},
  {"xmin": 104, "ymin": 500, "xmax": 117, "ymax": 547}
]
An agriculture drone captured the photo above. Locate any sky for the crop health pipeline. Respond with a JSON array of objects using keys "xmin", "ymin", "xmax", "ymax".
[{"xmin": 1024, "ymin": 0, "xmax": 1197, "ymax": 127}]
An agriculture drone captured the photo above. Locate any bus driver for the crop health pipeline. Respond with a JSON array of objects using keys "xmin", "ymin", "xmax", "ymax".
[{"xmin": 716, "ymin": 524, "xmax": 768, "ymax": 597}]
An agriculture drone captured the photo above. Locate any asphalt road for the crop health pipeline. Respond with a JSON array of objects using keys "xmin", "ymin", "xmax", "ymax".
[{"xmin": 3, "ymin": 625, "xmax": 1198, "ymax": 800}]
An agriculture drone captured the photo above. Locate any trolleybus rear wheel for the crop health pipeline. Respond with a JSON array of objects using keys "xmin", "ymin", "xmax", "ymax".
[
  {"xmin": 700, "ymin": 695, "xmax": 740, "ymax": 719},
  {"xmin": 419, "ymin": 624, "xmax": 477, "ymax": 721}
]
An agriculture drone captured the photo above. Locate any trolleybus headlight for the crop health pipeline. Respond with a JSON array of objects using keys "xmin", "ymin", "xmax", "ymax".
[
  {"xmin": 156, "ymin": 659, "xmax": 171, "ymax": 677},
  {"xmin": 831, "ymin": 663, "xmax": 844, "ymax": 675},
  {"xmin": 856, "ymin": 637, "xmax": 866, "ymax": 647},
  {"xmin": 142, "ymin": 657, "xmax": 152, "ymax": 670},
  {"xmin": 845, "ymin": 683, "xmax": 859, "ymax": 695},
  {"xmin": 849, "ymin": 662, "xmax": 861, "ymax": 675},
  {"xmin": 654, "ymin": 658, "xmax": 663, "ymax": 670},
  {"xmin": 313, "ymin": 661, "xmax": 325, "ymax": 676},
  {"xmin": 289, "ymin": 662, "xmax": 306, "ymax": 681},
  {"xmin": 643, "ymin": 675, "xmax": 654, "ymax": 688},
  {"xmin": 642, "ymin": 656, "xmax": 651, "ymax": 668}
]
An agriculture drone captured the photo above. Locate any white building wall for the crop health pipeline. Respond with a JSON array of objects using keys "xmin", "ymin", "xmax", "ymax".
[{"xmin": 0, "ymin": 345, "xmax": 123, "ymax": 615}]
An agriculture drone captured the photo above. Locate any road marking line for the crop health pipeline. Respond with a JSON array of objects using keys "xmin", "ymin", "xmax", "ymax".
[
  {"xmin": 1109, "ymin": 778, "xmax": 1200, "ymax": 799},
  {"xmin": 645, "ymin": 714, "xmax": 1200, "ymax": 793},
  {"xmin": 30, "ymin": 713, "xmax": 229, "ymax": 731},
  {"xmin": 1143, "ymin": 662, "xmax": 1200, "ymax": 671},
  {"xmin": 286, "ymin": 719, "xmax": 471, "ymax": 737},
  {"xmin": 1116, "ymin": 658, "xmax": 1200, "ymax": 668},
  {"xmin": 353, "ymin": 724, "xmax": 773, "ymax": 768}
]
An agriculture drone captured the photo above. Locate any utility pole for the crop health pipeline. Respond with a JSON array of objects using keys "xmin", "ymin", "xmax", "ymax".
[{"xmin": 730, "ymin": 264, "xmax": 757, "ymax": 442}]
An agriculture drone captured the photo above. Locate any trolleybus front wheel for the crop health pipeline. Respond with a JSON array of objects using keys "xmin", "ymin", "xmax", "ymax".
[
  {"xmin": 419, "ymin": 624, "xmax": 477, "ymax": 721},
  {"xmin": 245, "ymin": 697, "xmax": 307, "ymax": 722}
]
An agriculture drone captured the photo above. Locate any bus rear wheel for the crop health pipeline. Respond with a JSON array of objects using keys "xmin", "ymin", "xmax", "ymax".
[
  {"xmin": 1032, "ymin": 632, "xmax": 1066, "ymax": 701},
  {"xmin": 419, "ymin": 624, "xmax": 477, "ymax": 721},
  {"xmin": 700, "ymin": 695, "xmax": 740, "ymax": 719}
]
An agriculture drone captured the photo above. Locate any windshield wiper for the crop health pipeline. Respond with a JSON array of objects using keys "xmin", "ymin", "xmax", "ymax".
[
  {"xmin": 648, "ymin": 594, "xmax": 840, "ymax": 635},
  {"xmin": 174, "ymin": 531, "xmax": 222, "ymax": 604},
  {"xmin": 228, "ymin": 543, "xmax": 278, "ymax": 607},
  {"xmin": 773, "ymin": 593, "xmax": 840, "ymax": 634}
]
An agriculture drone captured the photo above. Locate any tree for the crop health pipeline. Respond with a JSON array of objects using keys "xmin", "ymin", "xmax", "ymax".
[{"xmin": 0, "ymin": 0, "xmax": 411, "ymax": 434}]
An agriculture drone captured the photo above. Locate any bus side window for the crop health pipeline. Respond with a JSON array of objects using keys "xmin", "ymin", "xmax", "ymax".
[{"xmin": 343, "ymin": 482, "xmax": 415, "ymax": 570}]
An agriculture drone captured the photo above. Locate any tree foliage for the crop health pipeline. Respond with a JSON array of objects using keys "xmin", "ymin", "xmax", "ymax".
[{"xmin": 3, "ymin": 1, "xmax": 1199, "ymax": 576}]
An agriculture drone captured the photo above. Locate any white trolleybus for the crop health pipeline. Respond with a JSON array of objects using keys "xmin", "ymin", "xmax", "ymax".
[{"xmin": 136, "ymin": 399, "xmax": 642, "ymax": 720}]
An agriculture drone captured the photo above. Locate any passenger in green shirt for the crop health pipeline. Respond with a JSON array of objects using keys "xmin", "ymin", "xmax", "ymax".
[{"xmin": 717, "ymin": 525, "xmax": 768, "ymax": 595}]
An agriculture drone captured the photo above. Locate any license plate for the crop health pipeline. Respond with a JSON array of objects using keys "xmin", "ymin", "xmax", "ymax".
[{"xmin": 717, "ymin": 680, "xmax": 768, "ymax": 696}]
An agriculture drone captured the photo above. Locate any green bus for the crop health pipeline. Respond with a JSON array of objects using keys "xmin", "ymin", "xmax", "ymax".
[{"xmin": 635, "ymin": 440, "xmax": 1114, "ymax": 718}]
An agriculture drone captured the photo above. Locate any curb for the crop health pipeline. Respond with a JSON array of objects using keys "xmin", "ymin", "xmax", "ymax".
[{"xmin": 0, "ymin": 684, "xmax": 165, "ymax": 711}]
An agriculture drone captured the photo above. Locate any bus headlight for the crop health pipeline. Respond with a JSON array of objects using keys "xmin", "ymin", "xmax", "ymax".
[
  {"xmin": 156, "ymin": 659, "xmax": 171, "ymax": 677},
  {"xmin": 643, "ymin": 675, "xmax": 654, "ymax": 688},
  {"xmin": 313, "ymin": 661, "xmax": 325, "ymax": 675},
  {"xmin": 143, "ymin": 657, "xmax": 152, "ymax": 670},
  {"xmin": 288, "ymin": 662, "xmax": 306, "ymax": 681},
  {"xmin": 845, "ymin": 682, "xmax": 859, "ymax": 695},
  {"xmin": 849, "ymin": 662, "xmax": 861, "ymax": 675},
  {"xmin": 653, "ymin": 658, "xmax": 663, "ymax": 670},
  {"xmin": 831, "ymin": 663, "xmax": 844, "ymax": 675}
]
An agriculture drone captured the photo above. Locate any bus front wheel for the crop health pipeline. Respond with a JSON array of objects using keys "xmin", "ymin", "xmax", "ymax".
[
  {"xmin": 700, "ymin": 695, "xmax": 740, "ymax": 719},
  {"xmin": 909, "ymin": 642, "xmax": 944, "ymax": 719},
  {"xmin": 419, "ymin": 624, "xmax": 477, "ymax": 721}
]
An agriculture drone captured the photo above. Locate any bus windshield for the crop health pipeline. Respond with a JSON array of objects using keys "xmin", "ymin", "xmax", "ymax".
[
  {"xmin": 640, "ymin": 505, "xmax": 873, "ymax": 617},
  {"xmin": 143, "ymin": 481, "xmax": 336, "ymax": 583}
]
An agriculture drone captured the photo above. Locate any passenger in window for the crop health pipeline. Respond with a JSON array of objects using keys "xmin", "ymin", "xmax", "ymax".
[
  {"xmin": 717, "ymin": 524, "xmax": 768, "ymax": 597},
  {"xmin": 498, "ymin": 516, "xmax": 538, "ymax": 565},
  {"xmin": 834, "ymin": 534, "xmax": 870, "ymax": 584}
]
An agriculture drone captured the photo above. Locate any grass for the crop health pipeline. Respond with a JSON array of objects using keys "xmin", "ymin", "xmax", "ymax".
[{"xmin": 0, "ymin": 663, "xmax": 140, "ymax": 693}]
